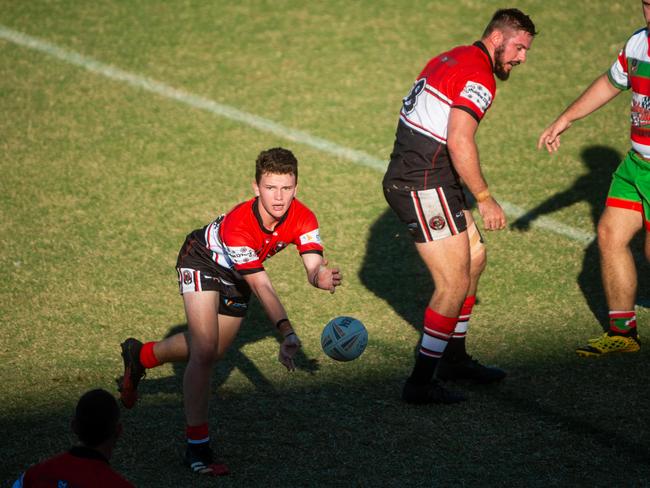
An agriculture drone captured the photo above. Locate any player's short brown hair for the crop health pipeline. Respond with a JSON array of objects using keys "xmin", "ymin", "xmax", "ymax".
[
  {"xmin": 255, "ymin": 147, "xmax": 298, "ymax": 183},
  {"xmin": 482, "ymin": 8, "xmax": 537, "ymax": 38}
]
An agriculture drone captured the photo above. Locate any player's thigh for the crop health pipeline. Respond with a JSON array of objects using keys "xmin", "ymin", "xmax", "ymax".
[
  {"xmin": 182, "ymin": 291, "xmax": 220, "ymax": 355},
  {"xmin": 215, "ymin": 314, "xmax": 244, "ymax": 360},
  {"xmin": 598, "ymin": 206, "xmax": 644, "ymax": 248},
  {"xmin": 415, "ymin": 231, "xmax": 470, "ymax": 286}
]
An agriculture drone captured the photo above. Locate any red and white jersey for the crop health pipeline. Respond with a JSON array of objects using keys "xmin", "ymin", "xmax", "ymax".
[
  {"xmin": 202, "ymin": 197, "xmax": 323, "ymax": 275},
  {"xmin": 399, "ymin": 41, "xmax": 496, "ymax": 144},
  {"xmin": 608, "ymin": 27, "xmax": 650, "ymax": 159}
]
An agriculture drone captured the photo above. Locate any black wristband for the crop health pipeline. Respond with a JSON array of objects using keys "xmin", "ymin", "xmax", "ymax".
[
  {"xmin": 284, "ymin": 332, "xmax": 296, "ymax": 339},
  {"xmin": 275, "ymin": 318, "xmax": 290, "ymax": 329}
]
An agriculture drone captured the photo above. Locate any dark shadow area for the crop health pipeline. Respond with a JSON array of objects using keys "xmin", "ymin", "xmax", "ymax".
[
  {"xmin": 511, "ymin": 145, "xmax": 649, "ymax": 328},
  {"xmin": 4, "ymin": 353, "xmax": 650, "ymax": 487},
  {"xmin": 134, "ymin": 297, "xmax": 320, "ymax": 402},
  {"xmin": 358, "ymin": 207, "xmax": 431, "ymax": 329}
]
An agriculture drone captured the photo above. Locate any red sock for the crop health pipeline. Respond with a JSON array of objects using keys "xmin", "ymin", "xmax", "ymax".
[
  {"xmin": 140, "ymin": 341, "xmax": 162, "ymax": 369},
  {"xmin": 186, "ymin": 423, "xmax": 210, "ymax": 444},
  {"xmin": 455, "ymin": 295, "xmax": 476, "ymax": 339},
  {"xmin": 420, "ymin": 308, "xmax": 458, "ymax": 358}
]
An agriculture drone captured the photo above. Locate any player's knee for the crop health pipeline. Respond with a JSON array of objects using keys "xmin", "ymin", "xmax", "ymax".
[
  {"xmin": 597, "ymin": 219, "xmax": 626, "ymax": 253},
  {"xmin": 435, "ymin": 272, "xmax": 470, "ymax": 300},
  {"xmin": 189, "ymin": 343, "xmax": 218, "ymax": 367}
]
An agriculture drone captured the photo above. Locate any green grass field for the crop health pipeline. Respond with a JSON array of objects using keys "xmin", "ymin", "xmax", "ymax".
[{"xmin": 2, "ymin": 1, "xmax": 650, "ymax": 486}]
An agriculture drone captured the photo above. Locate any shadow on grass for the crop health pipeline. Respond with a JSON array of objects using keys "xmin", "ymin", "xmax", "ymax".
[
  {"xmin": 511, "ymin": 145, "xmax": 649, "ymax": 327},
  {"xmin": 134, "ymin": 298, "xmax": 321, "ymax": 401},
  {"xmin": 3, "ymin": 354, "xmax": 650, "ymax": 487}
]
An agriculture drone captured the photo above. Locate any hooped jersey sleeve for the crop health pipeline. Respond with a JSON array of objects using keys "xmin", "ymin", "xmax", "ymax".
[{"xmin": 609, "ymin": 41, "xmax": 632, "ymax": 90}]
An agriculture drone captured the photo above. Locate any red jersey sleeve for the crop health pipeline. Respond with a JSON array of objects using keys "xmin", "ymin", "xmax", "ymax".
[
  {"xmin": 451, "ymin": 70, "xmax": 495, "ymax": 122},
  {"xmin": 292, "ymin": 208, "xmax": 324, "ymax": 255}
]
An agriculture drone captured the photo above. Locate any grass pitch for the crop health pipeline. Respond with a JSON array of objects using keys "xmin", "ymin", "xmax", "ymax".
[{"xmin": 1, "ymin": 1, "xmax": 649, "ymax": 486}]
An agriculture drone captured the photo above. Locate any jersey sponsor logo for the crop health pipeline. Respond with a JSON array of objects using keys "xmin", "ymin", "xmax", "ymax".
[
  {"xmin": 402, "ymin": 78, "xmax": 427, "ymax": 115},
  {"xmin": 429, "ymin": 215, "xmax": 446, "ymax": 231},
  {"xmin": 226, "ymin": 245, "xmax": 258, "ymax": 264},
  {"xmin": 299, "ymin": 228, "xmax": 321, "ymax": 246},
  {"xmin": 631, "ymin": 92, "xmax": 650, "ymax": 128},
  {"xmin": 459, "ymin": 81, "xmax": 492, "ymax": 112}
]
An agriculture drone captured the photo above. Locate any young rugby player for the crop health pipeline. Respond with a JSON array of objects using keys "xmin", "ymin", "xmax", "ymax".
[{"xmin": 118, "ymin": 147, "xmax": 342, "ymax": 476}]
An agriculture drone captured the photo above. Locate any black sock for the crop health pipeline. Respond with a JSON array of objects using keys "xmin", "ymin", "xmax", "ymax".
[
  {"xmin": 443, "ymin": 337, "xmax": 467, "ymax": 362},
  {"xmin": 408, "ymin": 353, "xmax": 438, "ymax": 385}
]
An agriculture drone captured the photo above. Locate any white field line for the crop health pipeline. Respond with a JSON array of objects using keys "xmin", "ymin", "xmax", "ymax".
[{"xmin": 0, "ymin": 24, "xmax": 596, "ymax": 245}]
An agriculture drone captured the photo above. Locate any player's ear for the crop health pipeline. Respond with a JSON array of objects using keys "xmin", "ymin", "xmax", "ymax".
[
  {"xmin": 252, "ymin": 180, "xmax": 260, "ymax": 197},
  {"xmin": 486, "ymin": 29, "xmax": 503, "ymax": 49}
]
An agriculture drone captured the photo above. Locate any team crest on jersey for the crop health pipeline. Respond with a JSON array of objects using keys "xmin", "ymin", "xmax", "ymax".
[
  {"xmin": 429, "ymin": 215, "xmax": 446, "ymax": 231},
  {"xmin": 460, "ymin": 81, "xmax": 492, "ymax": 113},
  {"xmin": 182, "ymin": 270, "xmax": 193, "ymax": 285}
]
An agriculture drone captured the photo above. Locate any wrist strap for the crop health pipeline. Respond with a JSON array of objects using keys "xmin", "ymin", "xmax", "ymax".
[
  {"xmin": 284, "ymin": 331, "xmax": 296, "ymax": 339},
  {"xmin": 475, "ymin": 189, "xmax": 491, "ymax": 203},
  {"xmin": 275, "ymin": 318, "xmax": 290, "ymax": 329}
]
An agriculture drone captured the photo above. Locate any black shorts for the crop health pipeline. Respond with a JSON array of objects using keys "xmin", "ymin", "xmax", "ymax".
[
  {"xmin": 176, "ymin": 234, "xmax": 251, "ymax": 317},
  {"xmin": 383, "ymin": 185, "xmax": 468, "ymax": 243}
]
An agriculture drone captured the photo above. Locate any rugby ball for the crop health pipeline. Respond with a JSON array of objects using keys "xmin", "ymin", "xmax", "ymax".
[{"xmin": 321, "ymin": 316, "xmax": 368, "ymax": 361}]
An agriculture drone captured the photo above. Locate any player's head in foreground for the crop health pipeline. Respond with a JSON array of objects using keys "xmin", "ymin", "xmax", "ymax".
[
  {"xmin": 482, "ymin": 8, "xmax": 537, "ymax": 81},
  {"xmin": 72, "ymin": 388, "xmax": 122, "ymax": 452},
  {"xmin": 253, "ymin": 147, "xmax": 299, "ymax": 223}
]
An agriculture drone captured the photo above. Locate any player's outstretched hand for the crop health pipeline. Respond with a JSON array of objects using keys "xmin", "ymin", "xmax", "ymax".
[
  {"xmin": 279, "ymin": 333, "xmax": 301, "ymax": 371},
  {"xmin": 477, "ymin": 197, "xmax": 506, "ymax": 231},
  {"xmin": 315, "ymin": 259, "xmax": 342, "ymax": 294},
  {"xmin": 538, "ymin": 116, "xmax": 571, "ymax": 153}
]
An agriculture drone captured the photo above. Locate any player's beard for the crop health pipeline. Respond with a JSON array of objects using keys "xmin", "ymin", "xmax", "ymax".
[{"xmin": 494, "ymin": 43, "xmax": 511, "ymax": 81}]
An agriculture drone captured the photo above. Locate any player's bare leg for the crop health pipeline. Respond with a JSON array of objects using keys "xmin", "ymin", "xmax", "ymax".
[
  {"xmin": 599, "ymin": 206, "xmax": 642, "ymax": 310},
  {"xmin": 182, "ymin": 291, "xmax": 242, "ymax": 475},
  {"xmin": 577, "ymin": 206, "xmax": 642, "ymax": 356},
  {"xmin": 182, "ymin": 291, "xmax": 221, "ymax": 425},
  {"xmin": 416, "ymin": 231, "xmax": 471, "ymax": 317},
  {"xmin": 437, "ymin": 212, "xmax": 506, "ymax": 383},
  {"xmin": 401, "ymin": 232, "xmax": 469, "ymax": 404}
]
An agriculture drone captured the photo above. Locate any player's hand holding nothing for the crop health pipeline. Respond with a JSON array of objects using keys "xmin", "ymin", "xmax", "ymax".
[
  {"xmin": 279, "ymin": 333, "xmax": 301, "ymax": 371},
  {"xmin": 315, "ymin": 259, "xmax": 343, "ymax": 294},
  {"xmin": 478, "ymin": 197, "xmax": 506, "ymax": 231},
  {"xmin": 538, "ymin": 116, "xmax": 571, "ymax": 154}
]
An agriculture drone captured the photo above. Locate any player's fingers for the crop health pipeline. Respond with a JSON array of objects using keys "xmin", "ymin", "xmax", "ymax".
[{"xmin": 537, "ymin": 131, "xmax": 550, "ymax": 150}]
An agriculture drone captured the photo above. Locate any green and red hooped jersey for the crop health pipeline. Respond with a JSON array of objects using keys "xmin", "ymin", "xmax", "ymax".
[{"xmin": 609, "ymin": 27, "xmax": 650, "ymax": 158}]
